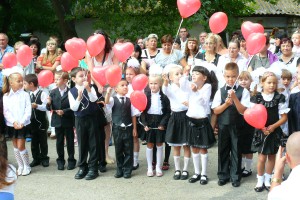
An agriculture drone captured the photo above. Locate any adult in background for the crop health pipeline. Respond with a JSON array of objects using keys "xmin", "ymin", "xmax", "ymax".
[
  {"xmin": 141, "ymin": 33, "xmax": 160, "ymax": 69},
  {"xmin": 184, "ymin": 37, "xmax": 199, "ymax": 67},
  {"xmin": 0, "ymin": 33, "xmax": 14, "ymax": 90},
  {"xmin": 198, "ymin": 32, "xmax": 208, "ymax": 53},
  {"xmin": 179, "ymin": 27, "xmax": 189, "ymax": 53},
  {"xmin": 136, "ymin": 37, "xmax": 145, "ymax": 50},
  {"xmin": 215, "ymin": 34, "xmax": 228, "ymax": 56},
  {"xmin": 28, "ymin": 40, "xmax": 41, "ymax": 74}
]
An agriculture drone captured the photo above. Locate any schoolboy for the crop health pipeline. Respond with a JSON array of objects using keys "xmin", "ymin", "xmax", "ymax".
[
  {"xmin": 105, "ymin": 79, "xmax": 139, "ymax": 179},
  {"xmin": 68, "ymin": 67, "xmax": 99, "ymax": 180},
  {"xmin": 211, "ymin": 62, "xmax": 250, "ymax": 187},
  {"xmin": 46, "ymin": 71, "xmax": 76, "ymax": 170},
  {"xmin": 24, "ymin": 74, "xmax": 49, "ymax": 167}
]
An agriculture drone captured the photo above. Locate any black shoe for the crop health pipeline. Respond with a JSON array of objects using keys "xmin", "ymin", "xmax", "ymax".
[
  {"xmin": 99, "ymin": 165, "xmax": 107, "ymax": 173},
  {"xmin": 67, "ymin": 163, "xmax": 76, "ymax": 170},
  {"xmin": 180, "ymin": 171, "xmax": 189, "ymax": 180},
  {"xmin": 132, "ymin": 163, "xmax": 139, "ymax": 170},
  {"xmin": 264, "ymin": 185, "xmax": 270, "ymax": 191},
  {"xmin": 218, "ymin": 179, "xmax": 229, "ymax": 186},
  {"xmin": 232, "ymin": 180, "xmax": 241, "ymax": 187},
  {"xmin": 75, "ymin": 169, "xmax": 88, "ymax": 179},
  {"xmin": 30, "ymin": 160, "xmax": 40, "ymax": 167},
  {"xmin": 173, "ymin": 170, "xmax": 181, "ymax": 180},
  {"xmin": 123, "ymin": 174, "xmax": 131, "ymax": 179},
  {"xmin": 85, "ymin": 170, "xmax": 99, "ymax": 180},
  {"xmin": 242, "ymin": 169, "xmax": 252, "ymax": 177},
  {"xmin": 41, "ymin": 160, "xmax": 49, "ymax": 167},
  {"xmin": 254, "ymin": 186, "xmax": 265, "ymax": 192},
  {"xmin": 200, "ymin": 175, "xmax": 208, "ymax": 185},
  {"xmin": 114, "ymin": 171, "xmax": 123, "ymax": 178},
  {"xmin": 58, "ymin": 164, "xmax": 64, "ymax": 170},
  {"xmin": 189, "ymin": 174, "xmax": 200, "ymax": 183}
]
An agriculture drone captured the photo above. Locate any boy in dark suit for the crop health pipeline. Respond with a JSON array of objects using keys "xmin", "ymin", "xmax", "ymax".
[
  {"xmin": 47, "ymin": 71, "xmax": 76, "ymax": 170},
  {"xmin": 24, "ymin": 74, "xmax": 49, "ymax": 167},
  {"xmin": 211, "ymin": 62, "xmax": 250, "ymax": 187}
]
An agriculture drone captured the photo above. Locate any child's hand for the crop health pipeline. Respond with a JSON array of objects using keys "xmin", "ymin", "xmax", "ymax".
[
  {"xmin": 78, "ymin": 89, "xmax": 83, "ymax": 100},
  {"xmin": 184, "ymin": 65, "xmax": 191, "ymax": 73},
  {"xmin": 83, "ymin": 81, "xmax": 91, "ymax": 91},
  {"xmin": 106, "ymin": 87, "xmax": 112, "ymax": 95},
  {"xmin": 47, "ymin": 96, "xmax": 51, "ymax": 105},
  {"xmin": 158, "ymin": 126, "xmax": 165, "ymax": 131},
  {"xmin": 162, "ymin": 74, "xmax": 169, "ymax": 84},
  {"xmin": 262, "ymin": 127, "xmax": 270, "ymax": 135},
  {"xmin": 144, "ymin": 126, "xmax": 150, "ymax": 132},
  {"xmin": 182, "ymin": 101, "xmax": 189, "ymax": 107},
  {"xmin": 224, "ymin": 97, "xmax": 233, "ymax": 106},
  {"xmin": 31, "ymin": 103, "xmax": 38, "ymax": 109},
  {"xmin": 133, "ymin": 129, "xmax": 137, "ymax": 137},
  {"xmin": 97, "ymin": 85, "xmax": 104, "ymax": 93},
  {"xmin": 56, "ymin": 110, "xmax": 64, "ymax": 116},
  {"xmin": 267, "ymin": 124, "xmax": 276, "ymax": 133},
  {"xmin": 13, "ymin": 122, "xmax": 19, "ymax": 129},
  {"xmin": 228, "ymin": 90, "xmax": 236, "ymax": 99},
  {"xmin": 191, "ymin": 83, "xmax": 197, "ymax": 92}
]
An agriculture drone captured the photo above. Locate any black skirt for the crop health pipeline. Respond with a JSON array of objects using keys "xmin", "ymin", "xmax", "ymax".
[
  {"xmin": 137, "ymin": 116, "xmax": 146, "ymax": 140},
  {"xmin": 5, "ymin": 126, "xmax": 31, "ymax": 139},
  {"xmin": 187, "ymin": 117, "xmax": 216, "ymax": 149},
  {"xmin": 165, "ymin": 110, "xmax": 188, "ymax": 145},
  {"xmin": 238, "ymin": 122, "xmax": 255, "ymax": 154},
  {"xmin": 145, "ymin": 114, "xmax": 165, "ymax": 144}
]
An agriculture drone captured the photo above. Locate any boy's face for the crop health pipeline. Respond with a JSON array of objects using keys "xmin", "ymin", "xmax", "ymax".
[
  {"xmin": 281, "ymin": 78, "xmax": 291, "ymax": 88},
  {"xmin": 115, "ymin": 80, "xmax": 128, "ymax": 96},
  {"xmin": 54, "ymin": 74, "xmax": 66, "ymax": 88},
  {"xmin": 149, "ymin": 77, "xmax": 161, "ymax": 93},
  {"xmin": 23, "ymin": 80, "xmax": 33, "ymax": 91},
  {"xmin": 72, "ymin": 71, "xmax": 86, "ymax": 86},
  {"xmin": 224, "ymin": 69, "xmax": 238, "ymax": 87}
]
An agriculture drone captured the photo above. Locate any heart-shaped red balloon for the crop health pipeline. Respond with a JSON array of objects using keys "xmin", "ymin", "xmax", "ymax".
[
  {"xmin": 132, "ymin": 74, "xmax": 148, "ymax": 91},
  {"xmin": 92, "ymin": 66, "xmax": 109, "ymax": 86},
  {"xmin": 2, "ymin": 53, "xmax": 17, "ymax": 69},
  {"xmin": 177, "ymin": 0, "xmax": 201, "ymax": 18},
  {"xmin": 113, "ymin": 42, "xmax": 134, "ymax": 62},
  {"xmin": 244, "ymin": 104, "xmax": 267, "ymax": 129},
  {"xmin": 209, "ymin": 12, "xmax": 228, "ymax": 34},
  {"xmin": 38, "ymin": 70, "xmax": 54, "ymax": 87},
  {"xmin": 105, "ymin": 65, "xmax": 122, "ymax": 87},
  {"xmin": 130, "ymin": 91, "xmax": 147, "ymax": 111},
  {"xmin": 16, "ymin": 45, "xmax": 33, "ymax": 67},
  {"xmin": 87, "ymin": 34, "xmax": 106, "ymax": 57},
  {"xmin": 241, "ymin": 21, "xmax": 264, "ymax": 40},
  {"xmin": 246, "ymin": 33, "xmax": 266, "ymax": 55},
  {"xmin": 61, "ymin": 52, "xmax": 78, "ymax": 72},
  {"xmin": 65, "ymin": 38, "xmax": 87, "ymax": 60}
]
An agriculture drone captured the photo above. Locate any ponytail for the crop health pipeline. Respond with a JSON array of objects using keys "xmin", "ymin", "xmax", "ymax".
[
  {"xmin": 207, "ymin": 70, "xmax": 218, "ymax": 101},
  {"xmin": 2, "ymin": 76, "xmax": 10, "ymax": 94}
]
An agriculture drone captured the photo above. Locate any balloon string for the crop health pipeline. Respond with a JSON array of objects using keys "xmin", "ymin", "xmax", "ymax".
[{"xmin": 171, "ymin": 18, "xmax": 184, "ymax": 55}]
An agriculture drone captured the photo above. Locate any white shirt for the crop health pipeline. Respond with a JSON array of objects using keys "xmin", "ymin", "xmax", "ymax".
[
  {"xmin": 68, "ymin": 85, "xmax": 98, "ymax": 111},
  {"xmin": 211, "ymin": 85, "xmax": 251, "ymax": 109},
  {"xmin": 292, "ymin": 46, "xmax": 300, "ymax": 57},
  {"xmin": 291, "ymin": 87, "xmax": 300, "ymax": 94},
  {"xmin": 147, "ymin": 92, "xmax": 162, "ymax": 115},
  {"xmin": 162, "ymin": 83, "xmax": 188, "ymax": 112},
  {"xmin": 4, "ymin": 89, "xmax": 31, "ymax": 126},
  {"xmin": 106, "ymin": 94, "xmax": 140, "ymax": 117},
  {"xmin": 59, "ymin": 86, "xmax": 67, "ymax": 97},
  {"xmin": 0, "ymin": 164, "xmax": 17, "ymax": 194},
  {"xmin": 268, "ymin": 165, "xmax": 300, "ymax": 200},
  {"xmin": 30, "ymin": 89, "xmax": 48, "ymax": 111},
  {"xmin": 180, "ymin": 38, "xmax": 187, "ymax": 53}
]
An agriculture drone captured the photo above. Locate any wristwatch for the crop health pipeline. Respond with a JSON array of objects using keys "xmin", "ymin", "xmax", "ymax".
[{"xmin": 271, "ymin": 178, "xmax": 283, "ymax": 184}]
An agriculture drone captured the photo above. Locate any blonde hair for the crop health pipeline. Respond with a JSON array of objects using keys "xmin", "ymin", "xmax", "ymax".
[
  {"xmin": 149, "ymin": 74, "xmax": 163, "ymax": 85},
  {"xmin": 205, "ymin": 33, "xmax": 218, "ymax": 52},
  {"xmin": 43, "ymin": 39, "xmax": 59, "ymax": 64},
  {"xmin": 239, "ymin": 71, "xmax": 252, "ymax": 81},
  {"xmin": 14, "ymin": 41, "xmax": 25, "ymax": 53},
  {"xmin": 2, "ymin": 73, "xmax": 22, "ymax": 94},
  {"xmin": 215, "ymin": 34, "xmax": 226, "ymax": 50},
  {"xmin": 281, "ymin": 69, "xmax": 292, "ymax": 80},
  {"xmin": 261, "ymin": 71, "xmax": 278, "ymax": 90}
]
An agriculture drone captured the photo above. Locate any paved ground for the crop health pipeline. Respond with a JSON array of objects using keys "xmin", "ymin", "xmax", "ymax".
[{"xmin": 6, "ymin": 138, "xmax": 280, "ymax": 200}]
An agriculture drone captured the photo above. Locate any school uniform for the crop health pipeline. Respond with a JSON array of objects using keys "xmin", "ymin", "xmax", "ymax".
[
  {"xmin": 211, "ymin": 84, "xmax": 250, "ymax": 183},
  {"xmin": 30, "ymin": 89, "xmax": 49, "ymax": 166},
  {"xmin": 0, "ymin": 91, "xmax": 7, "ymax": 159},
  {"xmin": 288, "ymin": 92, "xmax": 300, "ymax": 134},
  {"xmin": 69, "ymin": 85, "xmax": 99, "ymax": 179},
  {"xmin": 47, "ymin": 86, "xmax": 76, "ymax": 169}
]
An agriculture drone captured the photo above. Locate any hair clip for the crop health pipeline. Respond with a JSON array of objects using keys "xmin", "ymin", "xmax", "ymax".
[
  {"xmin": 2, "ymin": 66, "xmax": 24, "ymax": 77},
  {"xmin": 149, "ymin": 64, "xmax": 163, "ymax": 76},
  {"xmin": 127, "ymin": 58, "xmax": 140, "ymax": 69}
]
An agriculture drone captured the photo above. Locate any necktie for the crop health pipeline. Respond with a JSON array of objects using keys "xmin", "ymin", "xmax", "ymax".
[
  {"xmin": 31, "ymin": 93, "xmax": 36, "ymax": 102},
  {"xmin": 120, "ymin": 97, "xmax": 125, "ymax": 105}
]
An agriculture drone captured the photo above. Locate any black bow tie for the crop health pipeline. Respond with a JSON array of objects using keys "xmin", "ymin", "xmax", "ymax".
[{"xmin": 226, "ymin": 85, "xmax": 237, "ymax": 91}]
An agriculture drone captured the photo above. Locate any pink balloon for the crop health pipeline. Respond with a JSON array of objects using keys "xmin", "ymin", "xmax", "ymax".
[
  {"xmin": 113, "ymin": 42, "xmax": 134, "ymax": 62},
  {"xmin": 132, "ymin": 74, "xmax": 148, "ymax": 91},
  {"xmin": 244, "ymin": 104, "xmax": 267, "ymax": 129},
  {"xmin": 246, "ymin": 33, "xmax": 266, "ymax": 55},
  {"xmin": 105, "ymin": 65, "xmax": 122, "ymax": 87},
  {"xmin": 241, "ymin": 21, "xmax": 264, "ymax": 40},
  {"xmin": 61, "ymin": 52, "xmax": 78, "ymax": 72},
  {"xmin": 38, "ymin": 70, "xmax": 54, "ymax": 87},
  {"xmin": 130, "ymin": 91, "xmax": 147, "ymax": 111},
  {"xmin": 92, "ymin": 66, "xmax": 109, "ymax": 86},
  {"xmin": 16, "ymin": 45, "xmax": 33, "ymax": 67},
  {"xmin": 177, "ymin": 0, "xmax": 201, "ymax": 18},
  {"xmin": 87, "ymin": 34, "xmax": 106, "ymax": 57},
  {"xmin": 65, "ymin": 38, "xmax": 87, "ymax": 60},
  {"xmin": 209, "ymin": 12, "xmax": 228, "ymax": 34},
  {"xmin": 2, "ymin": 53, "xmax": 17, "ymax": 69}
]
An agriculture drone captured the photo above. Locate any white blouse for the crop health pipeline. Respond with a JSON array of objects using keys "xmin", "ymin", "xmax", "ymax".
[
  {"xmin": 3, "ymin": 89, "xmax": 31, "ymax": 127},
  {"xmin": 147, "ymin": 92, "xmax": 162, "ymax": 115},
  {"xmin": 162, "ymin": 83, "xmax": 188, "ymax": 112}
]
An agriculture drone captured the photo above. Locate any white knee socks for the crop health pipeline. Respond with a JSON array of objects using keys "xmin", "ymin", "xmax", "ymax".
[
  {"xmin": 156, "ymin": 146, "xmax": 163, "ymax": 173},
  {"xmin": 133, "ymin": 152, "xmax": 139, "ymax": 167},
  {"xmin": 201, "ymin": 153, "xmax": 208, "ymax": 176},
  {"xmin": 245, "ymin": 158, "xmax": 253, "ymax": 172},
  {"xmin": 183, "ymin": 157, "xmax": 190, "ymax": 171},
  {"xmin": 146, "ymin": 148, "xmax": 153, "ymax": 172},
  {"xmin": 241, "ymin": 157, "xmax": 246, "ymax": 169},
  {"xmin": 192, "ymin": 153, "xmax": 200, "ymax": 175},
  {"xmin": 20, "ymin": 149, "xmax": 31, "ymax": 176},
  {"xmin": 264, "ymin": 173, "xmax": 272, "ymax": 187},
  {"xmin": 174, "ymin": 156, "xmax": 180, "ymax": 171},
  {"xmin": 256, "ymin": 174, "xmax": 264, "ymax": 187},
  {"xmin": 14, "ymin": 148, "xmax": 23, "ymax": 175}
]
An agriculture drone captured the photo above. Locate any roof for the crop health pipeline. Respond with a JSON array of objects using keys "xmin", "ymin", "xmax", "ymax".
[{"xmin": 254, "ymin": 0, "xmax": 300, "ymax": 16}]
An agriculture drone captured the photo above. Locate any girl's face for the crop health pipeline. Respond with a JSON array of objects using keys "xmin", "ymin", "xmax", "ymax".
[
  {"xmin": 281, "ymin": 78, "xmax": 291, "ymax": 88},
  {"xmin": 238, "ymin": 77, "xmax": 251, "ymax": 89},
  {"xmin": 125, "ymin": 68, "xmax": 137, "ymax": 83},
  {"xmin": 192, "ymin": 71, "xmax": 206, "ymax": 86},
  {"xmin": 30, "ymin": 44, "xmax": 38, "ymax": 55},
  {"xmin": 72, "ymin": 71, "xmax": 86, "ymax": 86},
  {"xmin": 162, "ymin": 42, "xmax": 172, "ymax": 54},
  {"xmin": 169, "ymin": 68, "xmax": 182, "ymax": 84},
  {"xmin": 149, "ymin": 77, "xmax": 161, "ymax": 93},
  {"xmin": 292, "ymin": 34, "xmax": 300, "ymax": 46},
  {"xmin": 187, "ymin": 41, "xmax": 197, "ymax": 51},
  {"xmin": 262, "ymin": 76, "xmax": 277, "ymax": 94},
  {"xmin": 10, "ymin": 74, "xmax": 23, "ymax": 91},
  {"xmin": 281, "ymin": 42, "xmax": 293, "ymax": 56},
  {"xmin": 148, "ymin": 38, "xmax": 157, "ymax": 49},
  {"xmin": 228, "ymin": 42, "xmax": 239, "ymax": 58}
]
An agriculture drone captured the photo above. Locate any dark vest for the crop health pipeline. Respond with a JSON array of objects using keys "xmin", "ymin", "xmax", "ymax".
[
  {"xmin": 31, "ymin": 90, "xmax": 48, "ymax": 128},
  {"xmin": 69, "ymin": 87, "xmax": 98, "ymax": 117},
  {"xmin": 112, "ymin": 96, "xmax": 132, "ymax": 126},
  {"xmin": 217, "ymin": 85, "xmax": 244, "ymax": 125}
]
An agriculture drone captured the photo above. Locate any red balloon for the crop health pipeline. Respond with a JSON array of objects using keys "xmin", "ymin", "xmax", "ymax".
[
  {"xmin": 16, "ymin": 45, "xmax": 33, "ymax": 67},
  {"xmin": 37, "ymin": 70, "xmax": 54, "ymax": 87},
  {"xmin": 2, "ymin": 53, "xmax": 17, "ymax": 69},
  {"xmin": 209, "ymin": 12, "xmax": 228, "ymax": 34},
  {"xmin": 92, "ymin": 66, "xmax": 108, "ymax": 86},
  {"xmin": 65, "ymin": 38, "xmax": 87, "ymax": 60},
  {"xmin": 130, "ymin": 91, "xmax": 147, "ymax": 111},
  {"xmin": 113, "ymin": 42, "xmax": 134, "ymax": 62},
  {"xmin": 177, "ymin": 0, "xmax": 201, "ymax": 18},
  {"xmin": 132, "ymin": 74, "xmax": 148, "ymax": 91},
  {"xmin": 105, "ymin": 65, "xmax": 122, "ymax": 87},
  {"xmin": 246, "ymin": 33, "xmax": 266, "ymax": 55},
  {"xmin": 61, "ymin": 52, "xmax": 78, "ymax": 72},
  {"xmin": 241, "ymin": 21, "xmax": 264, "ymax": 40},
  {"xmin": 87, "ymin": 34, "xmax": 106, "ymax": 57},
  {"xmin": 244, "ymin": 104, "xmax": 267, "ymax": 129}
]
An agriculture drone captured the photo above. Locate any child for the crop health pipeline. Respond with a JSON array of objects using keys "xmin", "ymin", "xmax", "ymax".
[
  {"xmin": 181, "ymin": 66, "xmax": 217, "ymax": 185},
  {"xmin": 105, "ymin": 79, "xmax": 139, "ymax": 179},
  {"xmin": 162, "ymin": 64, "xmax": 191, "ymax": 180},
  {"xmin": 68, "ymin": 67, "xmax": 99, "ymax": 180},
  {"xmin": 292, "ymin": 31, "xmax": 300, "ymax": 57},
  {"xmin": 251, "ymin": 71, "xmax": 288, "ymax": 192},
  {"xmin": 24, "ymin": 74, "xmax": 49, "ymax": 168},
  {"xmin": 237, "ymin": 71, "xmax": 255, "ymax": 177},
  {"xmin": 3, "ymin": 70, "xmax": 32, "ymax": 176},
  {"xmin": 211, "ymin": 62, "xmax": 250, "ymax": 187},
  {"xmin": 46, "ymin": 71, "xmax": 76, "ymax": 170},
  {"xmin": 0, "ymin": 90, "xmax": 7, "ymax": 160},
  {"xmin": 141, "ymin": 73, "xmax": 171, "ymax": 177}
]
